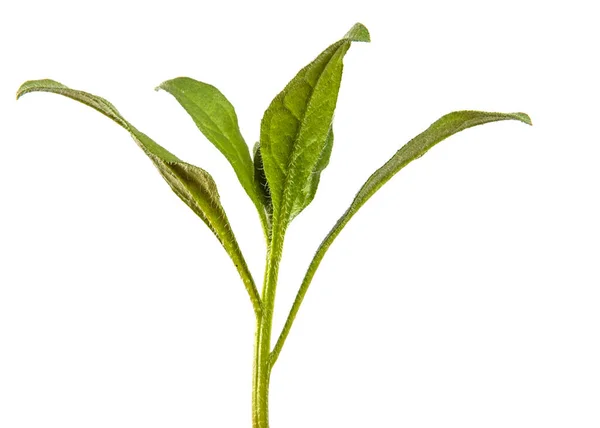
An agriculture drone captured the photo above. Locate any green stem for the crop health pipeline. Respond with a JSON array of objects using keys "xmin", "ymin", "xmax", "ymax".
[
  {"xmin": 256, "ymin": 203, "xmax": 272, "ymax": 244},
  {"xmin": 252, "ymin": 220, "xmax": 285, "ymax": 428},
  {"xmin": 270, "ymin": 213, "xmax": 343, "ymax": 366},
  {"xmin": 224, "ymin": 237, "xmax": 262, "ymax": 320}
]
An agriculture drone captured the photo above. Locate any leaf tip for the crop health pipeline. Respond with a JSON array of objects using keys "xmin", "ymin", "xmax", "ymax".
[
  {"xmin": 344, "ymin": 23, "xmax": 370, "ymax": 43},
  {"xmin": 513, "ymin": 112, "xmax": 532, "ymax": 126},
  {"xmin": 16, "ymin": 79, "xmax": 65, "ymax": 100},
  {"xmin": 155, "ymin": 80, "xmax": 169, "ymax": 93},
  {"xmin": 16, "ymin": 80, "xmax": 35, "ymax": 100},
  {"xmin": 155, "ymin": 77, "xmax": 190, "ymax": 95}
]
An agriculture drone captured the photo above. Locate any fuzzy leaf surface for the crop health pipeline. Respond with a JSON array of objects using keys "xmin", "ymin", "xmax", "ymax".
[
  {"xmin": 260, "ymin": 23, "xmax": 369, "ymax": 228},
  {"xmin": 293, "ymin": 127, "xmax": 334, "ymax": 215}
]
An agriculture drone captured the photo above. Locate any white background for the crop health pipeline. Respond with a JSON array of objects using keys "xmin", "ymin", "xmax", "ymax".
[{"xmin": 1, "ymin": 1, "xmax": 599, "ymax": 427}]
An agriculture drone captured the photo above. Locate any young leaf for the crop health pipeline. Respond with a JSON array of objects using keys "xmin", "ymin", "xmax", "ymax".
[
  {"xmin": 253, "ymin": 141, "xmax": 272, "ymax": 223},
  {"xmin": 252, "ymin": 128, "xmax": 331, "ymax": 233},
  {"xmin": 16, "ymin": 79, "xmax": 262, "ymax": 317},
  {"xmin": 271, "ymin": 110, "xmax": 532, "ymax": 365},
  {"xmin": 260, "ymin": 23, "xmax": 370, "ymax": 230},
  {"xmin": 156, "ymin": 77, "xmax": 270, "ymax": 236}
]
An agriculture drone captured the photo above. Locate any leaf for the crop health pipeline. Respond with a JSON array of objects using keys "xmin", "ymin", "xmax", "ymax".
[
  {"xmin": 156, "ymin": 77, "xmax": 269, "ymax": 230},
  {"xmin": 252, "ymin": 129, "xmax": 331, "ymax": 232},
  {"xmin": 17, "ymin": 79, "xmax": 262, "ymax": 317},
  {"xmin": 314, "ymin": 110, "xmax": 532, "ymax": 273},
  {"xmin": 292, "ymin": 127, "xmax": 334, "ymax": 215},
  {"xmin": 253, "ymin": 141, "xmax": 272, "ymax": 219},
  {"xmin": 270, "ymin": 110, "xmax": 532, "ymax": 365},
  {"xmin": 318, "ymin": 111, "xmax": 532, "ymax": 253},
  {"xmin": 260, "ymin": 22, "xmax": 370, "ymax": 230}
]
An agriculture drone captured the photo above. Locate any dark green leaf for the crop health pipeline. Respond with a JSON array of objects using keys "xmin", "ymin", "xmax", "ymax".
[
  {"xmin": 253, "ymin": 141, "xmax": 272, "ymax": 221},
  {"xmin": 17, "ymin": 79, "xmax": 262, "ymax": 316},
  {"xmin": 260, "ymin": 23, "xmax": 369, "ymax": 229}
]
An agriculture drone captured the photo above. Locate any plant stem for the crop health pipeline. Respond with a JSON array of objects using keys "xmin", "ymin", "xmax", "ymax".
[
  {"xmin": 271, "ymin": 215, "xmax": 343, "ymax": 366},
  {"xmin": 252, "ymin": 221, "xmax": 285, "ymax": 428}
]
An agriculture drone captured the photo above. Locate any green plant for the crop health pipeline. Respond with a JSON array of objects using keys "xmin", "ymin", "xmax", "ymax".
[{"xmin": 17, "ymin": 22, "xmax": 530, "ymax": 428}]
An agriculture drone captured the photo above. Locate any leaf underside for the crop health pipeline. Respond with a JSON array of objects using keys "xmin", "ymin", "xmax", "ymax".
[{"xmin": 16, "ymin": 79, "xmax": 261, "ymax": 315}]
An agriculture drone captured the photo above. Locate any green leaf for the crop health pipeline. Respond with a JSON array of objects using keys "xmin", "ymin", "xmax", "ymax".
[
  {"xmin": 260, "ymin": 23, "xmax": 369, "ymax": 230},
  {"xmin": 317, "ymin": 111, "xmax": 532, "ymax": 254},
  {"xmin": 17, "ymin": 79, "xmax": 262, "ymax": 317},
  {"xmin": 252, "ymin": 128, "xmax": 332, "ymax": 233},
  {"xmin": 270, "ymin": 110, "xmax": 531, "ymax": 365},
  {"xmin": 292, "ymin": 127, "xmax": 334, "ymax": 215},
  {"xmin": 156, "ymin": 77, "xmax": 269, "ymax": 234}
]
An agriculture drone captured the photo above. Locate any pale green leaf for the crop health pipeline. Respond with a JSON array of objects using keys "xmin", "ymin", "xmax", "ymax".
[
  {"xmin": 156, "ymin": 77, "xmax": 269, "ymax": 233},
  {"xmin": 271, "ymin": 110, "xmax": 532, "ymax": 365},
  {"xmin": 17, "ymin": 79, "xmax": 262, "ymax": 317},
  {"xmin": 260, "ymin": 23, "xmax": 369, "ymax": 230}
]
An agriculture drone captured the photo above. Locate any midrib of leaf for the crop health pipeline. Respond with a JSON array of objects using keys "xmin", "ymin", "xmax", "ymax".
[
  {"xmin": 276, "ymin": 49, "xmax": 339, "ymax": 234},
  {"xmin": 280, "ymin": 48, "xmax": 346, "ymax": 229},
  {"xmin": 261, "ymin": 35, "xmax": 360, "ymax": 232},
  {"xmin": 262, "ymin": 43, "xmax": 340, "ymax": 177}
]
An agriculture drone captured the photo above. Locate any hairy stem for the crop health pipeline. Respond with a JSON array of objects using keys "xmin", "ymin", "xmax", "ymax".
[
  {"xmin": 271, "ymin": 214, "xmax": 342, "ymax": 366},
  {"xmin": 257, "ymin": 205, "xmax": 272, "ymax": 244},
  {"xmin": 231, "ymin": 249, "xmax": 262, "ymax": 320},
  {"xmin": 252, "ymin": 218, "xmax": 285, "ymax": 428}
]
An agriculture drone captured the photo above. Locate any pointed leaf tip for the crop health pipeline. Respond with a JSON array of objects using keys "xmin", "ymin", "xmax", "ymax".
[
  {"xmin": 155, "ymin": 78, "xmax": 179, "ymax": 93},
  {"xmin": 17, "ymin": 79, "xmax": 64, "ymax": 100},
  {"xmin": 344, "ymin": 23, "xmax": 370, "ymax": 43},
  {"xmin": 513, "ymin": 112, "xmax": 532, "ymax": 126},
  {"xmin": 260, "ymin": 21, "xmax": 369, "ymax": 227}
]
